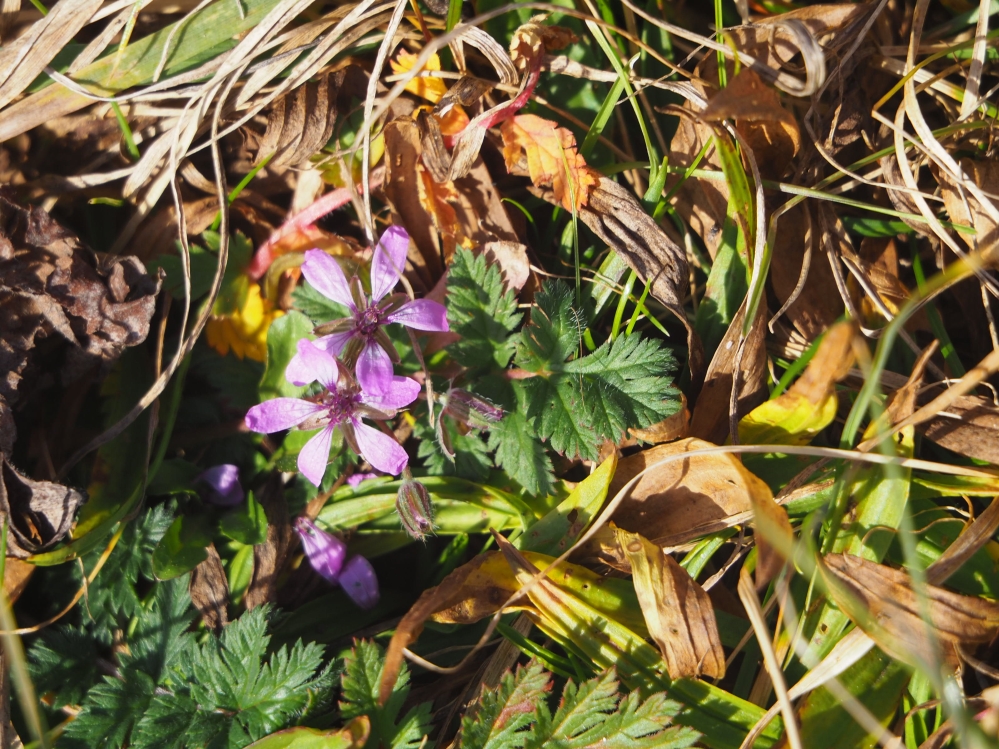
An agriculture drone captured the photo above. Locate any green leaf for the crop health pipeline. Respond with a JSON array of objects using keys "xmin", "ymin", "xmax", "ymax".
[
  {"xmin": 152, "ymin": 512, "xmax": 215, "ymax": 580},
  {"xmin": 245, "ymin": 719, "xmax": 369, "ymax": 749},
  {"xmin": 220, "ymin": 490, "xmax": 269, "ymax": 545},
  {"xmin": 340, "ymin": 640, "xmax": 432, "ymax": 749},
  {"xmin": 293, "ymin": 278, "xmax": 351, "ymax": 323},
  {"xmin": 415, "ymin": 417, "xmax": 492, "ymax": 482},
  {"xmin": 27, "ymin": 626, "xmax": 101, "ymax": 708},
  {"xmin": 515, "ymin": 281, "xmax": 679, "ymax": 461},
  {"xmin": 485, "ymin": 379, "xmax": 554, "ymax": 497},
  {"xmin": 259, "ymin": 311, "xmax": 315, "ymax": 400},
  {"xmin": 525, "ymin": 668, "xmax": 699, "ymax": 749},
  {"xmin": 446, "ymin": 248, "xmax": 522, "ymax": 370},
  {"xmin": 459, "ymin": 660, "xmax": 552, "ymax": 749},
  {"xmin": 62, "ymin": 666, "xmax": 157, "ymax": 749},
  {"xmin": 519, "ymin": 453, "xmax": 616, "ymax": 555}
]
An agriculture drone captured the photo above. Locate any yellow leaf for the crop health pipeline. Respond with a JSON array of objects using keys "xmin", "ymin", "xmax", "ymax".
[
  {"xmin": 500, "ymin": 113, "xmax": 598, "ymax": 211},
  {"xmin": 390, "ymin": 49, "xmax": 448, "ymax": 104},
  {"xmin": 205, "ymin": 279, "xmax": 283, "ymax": 362}
]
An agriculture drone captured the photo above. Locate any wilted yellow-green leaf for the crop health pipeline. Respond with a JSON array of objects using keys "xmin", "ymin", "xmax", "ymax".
[
  {"xmin": 616, "ymin": 528, "xmax": 725, "ymax": 680},
  {"xmin": 739, "ymin": 321, "xmax": 856, "ymax": 446}
]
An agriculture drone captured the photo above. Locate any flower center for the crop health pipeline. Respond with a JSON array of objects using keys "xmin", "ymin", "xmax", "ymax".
[
  {"xmin": 323, "ymin": 388, "xmax": 361, "ymax": 425},
  {"xmin": 354, "ymin": 304, "xmax": 385, "ymax": 339}
]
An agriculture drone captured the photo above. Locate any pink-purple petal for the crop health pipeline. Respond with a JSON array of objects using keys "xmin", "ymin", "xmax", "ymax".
[
  {"xmin": 355, "ymin": 340, "xmax": 395, "ymax": 395},
  {"xmin": 246, "ymin": 398, "xmax": 324, "ymax": 433},
  {"xmin": 302, "ymin": 249, "xmax": 356, "ymax": 310},
  {"xmin": 286, "ymin": 339, "xmax": 339, "ymax": 391},
  {"xmin": 298, "ymin": 425, "xmax": 335, "ymax": 487},
  {"xmin": 198, "ymin": 464, "xmax": 245, "ymax": 507},
  {"xmin": 313, "ymin": 330, "xmax": 355, "ymax": 357},
  {"xmin": 385, "ymin": 298, "xmax": 449, "ymax": 332},
  {"xmin": 351, "ymin": 419, "xmax": 409, "ymax": 475},
  {"xmin": 360, "ymin": 375, "xmax": 421, "ymax": 412},
  {"xmin": 370, "ymin": 226, "xmax": 409, "ymax": 302},
  {"xmin": 339, "ymin": 555, "xmax": 380, "ymax": 609},
  {"xmin": 294, "ymin": 517, "xmax": 346, "ymax": 583}
]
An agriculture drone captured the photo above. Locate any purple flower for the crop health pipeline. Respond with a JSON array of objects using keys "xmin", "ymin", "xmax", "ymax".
[
  {"xmin": 292, "ymin": 226, "xmax": 449, "ymax": 394},
  {"xmin": 197, "ymin": 464, "xmax": 244, "ymax": 507},
  {"xmin": 293, "ymin": 517, "xmax": 379, "ymax": 609},
  {"xmin": 346, "ymin": 472, "xmax": 380, "ymax": 487},
  {"xmin": 245, "ymin": 339, "xmax": 418, "ymax": 485}
]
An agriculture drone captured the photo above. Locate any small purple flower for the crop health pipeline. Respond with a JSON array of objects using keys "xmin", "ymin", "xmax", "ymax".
[
  {"xmin": 245, "ymin": 339, "xmax": 418, "ymax": 486},
  {"xmin": 197, "ymin": 464, "xmax": 244, "ymax": 507},
  {"xmin": 292, "ymin": 226, "xmax": 449, "ymax": 394},
  {"xmin": 294, "ymin": 517, "xmax": 379, "ymax": 609}
]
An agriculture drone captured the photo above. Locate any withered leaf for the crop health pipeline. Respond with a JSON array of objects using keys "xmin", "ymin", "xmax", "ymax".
[
  {"xmin": 245, "ymin": 70, "xmax": 345, "ymax": 168},
  {"xmin": 616, "ymin": 528, "xmax": 725, "ymax": 680},
  {"xmin": 918, "ymin": 393, "xmax": 999, "ymax": 466},
  {"xmin": 190, "ymin": 543, "xmax": 230, "ymax": 632},
  {"xmin": 0, "ymin": 188, "xmax": 160, "ymax": 405},
  {"xmin": 1, "ymin": 456, "xmax": 85, "ymax": 559},
  {"xmin": 501, "ymin": 114, "xmax": 599, "ymax": 211},
  {"xmin": 244, "ymin": 477, "xmax": 291, "ymax": 611},
  {"xmin": 935, "ymin": 158, "xmax": 999, "ymax": 253},
  {"xmin": 600, "ymin": 437, "xmax": 771, "ymax": 549},
  {"xmin": 689, "ymin": 301, "xmax": 768, "ymax": 445},
  {"xmin": 821, "ymin": 553, "xmax": 999, "ymax": 671}
]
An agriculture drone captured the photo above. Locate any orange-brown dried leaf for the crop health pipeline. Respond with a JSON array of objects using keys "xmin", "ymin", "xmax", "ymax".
[
  {"xmin": 510, "ymin": 15, "xmax": 577, "ymax": 71},
  {"xmin": 501, "ymin": 114, "xmax": 598, "ymax": 211}
]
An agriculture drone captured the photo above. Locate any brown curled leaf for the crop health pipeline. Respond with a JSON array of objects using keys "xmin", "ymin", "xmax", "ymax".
[
  {"xmin": 190, "ymin": 543, "xmax": 230, "ymax": 633},
  {"xmin": 1, "ymin": 455, "xmax": 85, "ymax": 559},
  {"xmin": 0, "ymin": 188, "xmax": 160, "ymax": 405}
]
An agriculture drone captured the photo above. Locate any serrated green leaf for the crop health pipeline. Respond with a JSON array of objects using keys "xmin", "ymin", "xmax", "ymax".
[
  {"xmin": 415, "ymin": 417, "xmax": 492, "ymax": 481},
  {"xmin": 293, "ymin": 278, "xmax": 352, "ymax": 323},
  {"xmin": 340, "ymin": 640, "xmax": 432, "ymax": 749},
  {"xmin": 517, "ymin": 281, "xmax": 582, "ymax": 373},
  {"xmin": 523, "ymin": 375, "xmax": 600, "ymax": 461},
  {"xmin": 459, "ymin": 660, "xmax": 552, "ymax": 749},
  {"xmin": 446, "ymin": 248, "xmax": 522, "ymax": 370},
  {"xmin": 486, "ymin": 379, "xmax": 554, "ymax": 497},
  {"xmin": 61, "ymin": 666, "xmax": 157, "ymax": 749}
]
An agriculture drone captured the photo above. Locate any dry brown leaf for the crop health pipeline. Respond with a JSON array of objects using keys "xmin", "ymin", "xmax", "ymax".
[
  {"xmin": 689, "ymin": 301, "xmax": 768, "ymax": 445},
  {"xmin": 935, "ymin": 158, "xmax": 999, "ymax": 253},
  {"xmin": 599, "ymin": 437, "xmax": 771, "ymax": 549},
  {"xmin": 501, "ymin": 114, "xmax": 599, "ymax": 212},
  {"xmin": 917, "ymin": 393, "xmax": 999, "ymax": 466},
  {"xmin": 0, "ymin": 456, "xmax": 85, "ymax": 559},
  {"xmin": 244, "ymin": 70, "xmax": 346, "ymax": 168},
  {"xmin": 482, "ymin": 241, "xmax": 530, "ymax": 291},
  {"xmin": 244, "ymin": 478, "xmax": 291, "ymax": 611},
  {"xmin": 769, "ymin": 203, "xmax": 844, "ymax": 339},
  {"xmin": 190, "ymin": 543, "xmax": 230, "ymax": 632},
  {"xmin": 821, "ymin": 553, "xmax": 999, "ymax": 671},
  {"xmin": 926, "ymin": 498, "xmax": 999, "ymax": 588},
  {"xmin": 509, "ymin": 15, "xmax": 577, "ymax": 72},
  {"xmin": 3, "ymin": 557, "xmax": 33, "ymax": 604},
  {"xmin": 616, "ymin": 527, "xmax": 725, "ymax": 679},
  {"xmin": 700, "ymin": 68, "xmax": 800, "ymax": 177}
]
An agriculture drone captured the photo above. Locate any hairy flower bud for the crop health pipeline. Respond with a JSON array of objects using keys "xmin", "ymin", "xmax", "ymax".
[
  {"xmin": 395, "ymin": 472, "xmax": 435, "ymax": 541},
  {"xmin": 441, "ymin": 388, "xmax": 503, "ymax": 430}
]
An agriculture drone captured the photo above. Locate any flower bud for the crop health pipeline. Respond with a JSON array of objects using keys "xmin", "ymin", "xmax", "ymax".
[
  {"xmin": 395, "ymin": 473, "xmax": 435, "ymax": 541},
  {"xmin": 339, "ymin": 555, "xmax": 380, "ymax": 609},
  {"xmin": 293, "ymin": 516, "xmax": 346, "ymax": 584},
  {"xmin": 442, "ymin": 388, "xmax": 503, "ymax": 430},
  {"xmin": 197, "ymin": 464, "xmax": 245, "ymax": 507}
]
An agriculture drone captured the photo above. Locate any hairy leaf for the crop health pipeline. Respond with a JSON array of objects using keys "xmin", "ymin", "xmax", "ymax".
[{"xmin": 446, "ymin": 248, "xmax": 521, "ymax": 370}]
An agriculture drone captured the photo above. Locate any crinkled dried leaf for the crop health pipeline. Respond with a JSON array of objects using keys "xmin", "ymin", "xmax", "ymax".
[
  {"xmin": 0, "ymin": 189, "xmax": 160, "ymax": 404},
  {"xmin": 501, "ymin": 114, "xmax": 599, "ymax": 211},
  {"xmin": 1, "ymin": 456, "xmax": 85, "ymax": 559},
  {"xmin": 820, "ymin": 553, "xmax": 999, "ymax": 671},
  {"xmin": 616, "ymin": 528, "xmax": 725, "ymax": 680},
  {"xmin": 739, "ymin": 320, "xmax": 856, "ymax": 446},
  {"xmin": 935, "ymin": 158, "xmax": 999, "ymax": 252},
  {"xmin": 510, "ymin": 15, "xmax": 577, "ymax": 71}
]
